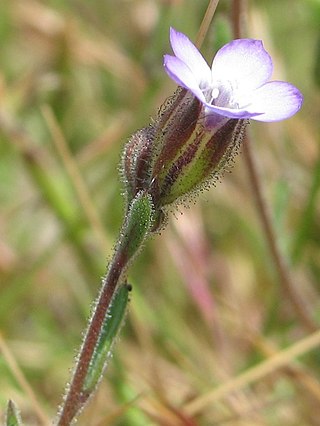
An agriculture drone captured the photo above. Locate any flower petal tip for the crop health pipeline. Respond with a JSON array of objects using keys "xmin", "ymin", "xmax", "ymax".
[{"xmin": 249, "ymin": 82, "xmax": 304, "ymax": 122}]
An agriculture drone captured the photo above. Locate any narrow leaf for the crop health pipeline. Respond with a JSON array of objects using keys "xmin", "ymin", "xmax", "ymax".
[
  {"xmin": 6, "ymin": 400, "xmax": 23, "ymax": 426},
  {"xmin": 119, "ymin": 191, "xmax": 154, "ymax": 260},
  {"xmin": 83, "ymin": 283, "xmax": 131, "ymax": 392}
]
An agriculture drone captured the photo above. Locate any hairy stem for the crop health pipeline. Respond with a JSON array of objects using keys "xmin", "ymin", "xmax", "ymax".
[
  {"xmin": 56, "ymin": 243, "xmax": 129, "ymax": 426},
  {"xmin": 56, "ymin": 192, "xmax": 154, "ymax": 425}
]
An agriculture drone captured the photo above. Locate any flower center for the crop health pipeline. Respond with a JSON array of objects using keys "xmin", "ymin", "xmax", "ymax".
[{"xmin": 201, "ymin": 79, "xmax": 246, "ymax": 110}]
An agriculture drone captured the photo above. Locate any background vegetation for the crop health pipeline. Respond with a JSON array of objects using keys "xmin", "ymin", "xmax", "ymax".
[{"xmin": 0, "ymin": 0, "xmax": 319, "ymax": 424}]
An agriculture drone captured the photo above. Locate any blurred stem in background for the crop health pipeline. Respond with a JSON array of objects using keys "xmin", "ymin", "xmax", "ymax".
[
  {"xmin": 231, "ymin": 0, "xmax": 317, "ymax": 332},
  {"xmin": 0, "ymin": 112, "xmax": 102, "ymax": 280}
]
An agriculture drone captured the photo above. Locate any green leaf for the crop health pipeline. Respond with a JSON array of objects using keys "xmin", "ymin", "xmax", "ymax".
[
  {"xmin": 83, "ymin": 283, "xmax": 131, "ymax": 392},
  {"xmin": 6, "ymin": 400, "xmax": 23, "ymax": 426},
  {"xmin": 119, "ymin": 191, "xmax": 154, "ymax": 260}
]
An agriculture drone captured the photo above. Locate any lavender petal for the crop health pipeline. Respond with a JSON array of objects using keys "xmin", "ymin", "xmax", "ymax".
[
  {"xmin": 248, "ymin": 81, "xmax": 303, "ymax": 122},
  {"xmin": 169, "ymin": 27, "xmax": 211, "ymax": 85},
  {"xmin": 163, "ymin": 55, "xmax": 206, "ymax": 102},
  {"xmin": 212, "ymin": 39, "xmax": 273, "ymax": 90}
]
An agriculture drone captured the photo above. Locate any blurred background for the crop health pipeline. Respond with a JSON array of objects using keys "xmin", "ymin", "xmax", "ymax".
[{"xmin": 0, "ymin": 0, "xmax": 319, "ymax": 424}]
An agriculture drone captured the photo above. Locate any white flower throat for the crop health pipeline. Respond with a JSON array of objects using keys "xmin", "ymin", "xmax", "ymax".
[{"xmin": 200, "ymin": 79, "xmax": 246, "ymax": 110}]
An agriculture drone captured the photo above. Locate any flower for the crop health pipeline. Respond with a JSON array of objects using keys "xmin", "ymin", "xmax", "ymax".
[
  {"xmin": 122, "ymin": 87, "xmax": 247, "ymax": 216},
  {"xmin": 122, "ymin": 29, "xmax": 304, "ymax": 226},
  {"xmin": 164, "ymin": 28, "xmax": 303, "ymax": 124}
]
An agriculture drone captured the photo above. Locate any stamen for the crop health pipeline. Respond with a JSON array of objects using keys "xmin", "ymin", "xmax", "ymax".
[{"xmin": 211, "ymin": 88, "xmax": 219, "ymax": 100}]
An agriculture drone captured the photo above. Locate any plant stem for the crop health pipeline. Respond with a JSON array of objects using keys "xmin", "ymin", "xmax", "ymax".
[
  {"xmin": 231, "ymin": 0, "xmax": 317, "ymax": 332},
  {"xmin": 56, "ymin": 241, "xmax": 129, "ymax": 426},
  {"xmin": 242, "ymin": 135, "xmax": 317, "ymax": 331},
  {"xmin": 56, "ymin": 192, "xmax": 154, "ymax": 425},
  {"xmin": 195, "ymin": 0, "xmax": 220, "ymax": 49}
]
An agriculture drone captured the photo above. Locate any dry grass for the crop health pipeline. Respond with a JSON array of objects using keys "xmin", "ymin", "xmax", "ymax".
[{"xmin": 0, "ymin": 0, "xmax": 319, "ymax": 425}]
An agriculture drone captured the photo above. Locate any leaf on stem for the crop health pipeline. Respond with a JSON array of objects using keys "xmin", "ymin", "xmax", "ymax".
[
  {"xmin": 6, "ymin": 400, "xmax": 23, "ymax": 426},
  {"xmin": 119, "ymin": 191, "xmax": 155, "ymax": 260},
  {"xmin": 83, "ymin": 283, "xmax": 132, "ymax": 393}
]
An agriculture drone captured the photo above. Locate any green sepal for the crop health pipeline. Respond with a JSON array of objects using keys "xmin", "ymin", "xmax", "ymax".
[
  {"xmin": 83, "ymin": 283, "xmax": 131, "ymax": 392},
  {"xmin": 6, "ymin": 400, "xmax": 23, "ymax": 426},
  {"xmin": 159, "ymin": 119, "xmax": 247, "ymax": 206},
  {"xmin": 120, "ymin": 191, "xmax": 154, "ymax": 261}
]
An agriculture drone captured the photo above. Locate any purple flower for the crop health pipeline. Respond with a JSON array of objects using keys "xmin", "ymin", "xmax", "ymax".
[{"xmin": 164, "ymin": 28, "xmax": 303, "ymax": 123}]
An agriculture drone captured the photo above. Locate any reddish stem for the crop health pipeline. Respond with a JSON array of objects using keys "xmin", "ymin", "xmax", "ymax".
[{"xmin": 56, "ymin": 241, "xmax": 129, "ymax": 426}]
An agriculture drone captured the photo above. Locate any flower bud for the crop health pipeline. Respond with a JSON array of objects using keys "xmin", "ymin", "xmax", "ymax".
[
  {"xmin": 121, "ymin": 87, "xmax": 247, "ymax": 217},
  {"xmin": 122, "ymin": 125, "xmax": 156, "ymax": 202}
]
